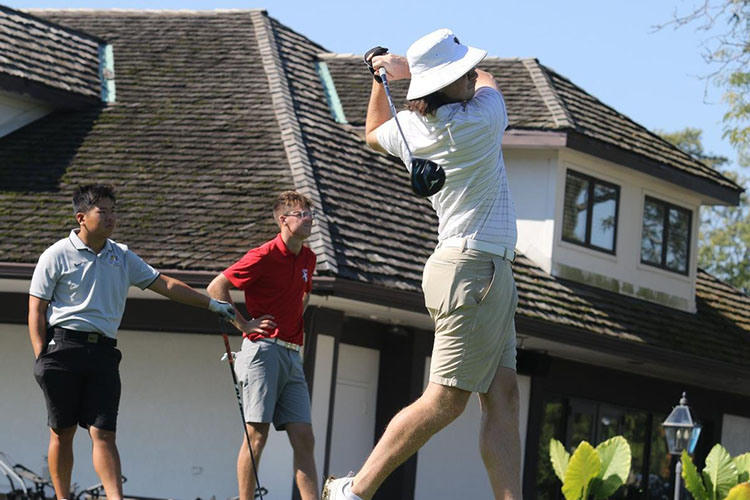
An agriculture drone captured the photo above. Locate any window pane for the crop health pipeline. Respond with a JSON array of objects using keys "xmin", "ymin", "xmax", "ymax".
[
  {"xmin": 590, "ymin": 184, "xmax": 617, "ymax": 251},
  {"xmin": 563, "ymin": 174, "xmax": 589, "ymax": 244},
  {"xmin": 649, "ymin": 413, "xmax": 672, "ymax": 500},
  {"xmin": 666, "ymin": 208, "xmax": 690, "ymax": 273},
  {"xmin": 641, "ymin": 200, "xmax": 665, "ymax": 265},
  {"xmin": 537, "ymin": 401, "xmax": 567, "ymax": 500},
  {"xmin": 621, "ymin": 412, "xmax": 648, "ymax": 498}
]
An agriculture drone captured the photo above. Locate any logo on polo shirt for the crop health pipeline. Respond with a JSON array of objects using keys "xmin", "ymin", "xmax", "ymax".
[
  {"xmin": 107, "ymin": 254, "xmax": 120, "ymax": 267},
  {"xmin": 302, "ymin": 269, "xmax": 309, "ymax": 282}
]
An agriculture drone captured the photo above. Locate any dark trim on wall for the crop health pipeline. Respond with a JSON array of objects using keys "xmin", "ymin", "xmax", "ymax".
[{"xmin": 320, "ymin": 309, "xmax": 345, "ymax": 479}]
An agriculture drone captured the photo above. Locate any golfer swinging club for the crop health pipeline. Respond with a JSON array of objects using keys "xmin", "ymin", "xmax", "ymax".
[{"xmin": 323, "ymin": 29, "xmax": 521, "ymax": 500}]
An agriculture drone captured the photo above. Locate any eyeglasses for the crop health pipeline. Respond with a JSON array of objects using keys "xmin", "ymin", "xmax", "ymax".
[{"xmin": 284, "ymin": 210, "xmax": 315, "ymax": 219}]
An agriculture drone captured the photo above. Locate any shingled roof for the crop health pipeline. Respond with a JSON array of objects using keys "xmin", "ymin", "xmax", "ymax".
[
  {"xmin": 321, "ymin": 54, "xmax": 742, "ymax": 205},
  {"xmin": 0, "ymin": 5, "xmax": 103, "ymax": 106},
  {"xmin": 0, "ymin": 9, "xmax": 748, "ymax": 386}
]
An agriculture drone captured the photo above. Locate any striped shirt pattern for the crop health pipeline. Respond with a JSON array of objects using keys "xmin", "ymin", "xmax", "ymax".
[{"xmin": 376, "ymin": 87, "xmax": 517, "ymax": 249}]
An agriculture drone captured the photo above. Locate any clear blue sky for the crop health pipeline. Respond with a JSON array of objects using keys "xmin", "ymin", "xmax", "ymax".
[{"xmin": 9, "ymin": 0, "xmax": 740, "ymax": 168}]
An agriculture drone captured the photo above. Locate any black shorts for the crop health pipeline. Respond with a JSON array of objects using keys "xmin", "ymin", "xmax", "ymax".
[{"xmin": 33, "ymin": 329, "xmax": 122, "ymax": 432}]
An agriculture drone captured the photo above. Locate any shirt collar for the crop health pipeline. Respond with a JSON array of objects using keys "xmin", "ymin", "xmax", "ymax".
[
  {"xmin": 272, "ymin": 233, "xmax": 293, "ymax": 257},
  {"xmin": 69, "ymin": 229, "xmax": 110, "ymax": 254}
]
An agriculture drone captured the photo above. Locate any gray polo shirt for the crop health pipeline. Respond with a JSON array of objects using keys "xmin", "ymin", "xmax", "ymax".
[{"xmin": 29, "ymin": 230, "xmax": 160, "ymax": 338}]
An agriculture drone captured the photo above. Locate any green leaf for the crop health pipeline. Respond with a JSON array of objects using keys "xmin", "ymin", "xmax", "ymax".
[
  {"xmin": 725, "ymin": 483, "xmax": 750, "ymax": 500},
  {"xmin": 590, "ymin": 436, "xmax": 631, "ymax": 499},
  {"xmin": 734, "ymin": 454, "xmax": 750, "ymax": 484},
  {"xmin": 563, "ymin": 441, "xmax": 601, "ymax": 500},
  {"xmin": 550, "ymin": 438, "xmax": 570, "ymax": 482},
  {"xmin": 704, "ymin": 444, "xmax": 739, "ymax": 500},
  {"xmin": 682, "ymin": 450, "xmax": 709, "ymax": 500}
]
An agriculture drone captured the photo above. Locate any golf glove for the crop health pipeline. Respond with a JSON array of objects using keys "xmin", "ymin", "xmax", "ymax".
[
  {"xmin": 209, "ymin": 299, "xmax": 236, "ymax": 320},
  {"xmin": 364, "ymin": 46, "xmax": 389, "ymax": 83}
]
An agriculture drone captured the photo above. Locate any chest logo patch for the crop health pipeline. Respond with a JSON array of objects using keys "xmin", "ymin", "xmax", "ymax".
[{"xmin": 302, "ymin": 269, "xmax": 309, "ymax": 282}]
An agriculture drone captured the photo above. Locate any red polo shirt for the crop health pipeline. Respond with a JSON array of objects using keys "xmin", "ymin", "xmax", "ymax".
[{"xmin": 223, "ymin": 234, "xmax": 316, "ymax": 345}]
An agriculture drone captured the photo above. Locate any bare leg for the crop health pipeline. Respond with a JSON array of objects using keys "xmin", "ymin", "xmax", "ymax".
[
  {"xmin": 478, "ymin": 367, "xmax": 522, "ymax": 500},
  {"xmin": 286, "ymin": 423, "xmax": 319, "ymax": 500},
  {"xmin": 49, "ymin": 426, "xmax": 76, "ymax": 499},
  {"xmin": 351, "ymin": 383, "xmax": 470, "ymax": 500},
  {"xmin": 238, "ymin": 423, "xmax": 269, "ymax": 500},
  {"xmin": 89, "ymin": 426, "xmax": 123, "ymax": 500}
]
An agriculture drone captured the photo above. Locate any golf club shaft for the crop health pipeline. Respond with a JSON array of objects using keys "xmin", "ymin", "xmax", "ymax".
[
  {"xmin": 221, "ymin": 331, "xmax": 264, "ymax": 500},
  {"xmin": 379, "ymin": 68, "xmax": 414, "ymax": 162}
]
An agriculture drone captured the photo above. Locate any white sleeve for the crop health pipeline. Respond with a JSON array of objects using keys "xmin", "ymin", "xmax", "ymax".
[
  {"xmin": 375, "ymin": 115, "xmax": 410, "ymax": 165},
  {"xmin": 29, "ymin": 246, "xmax": 61, "ymax": 300},
  {"xmin": 471, "ymin": 87, "xmax": 508, "ymax": 138},
  {"xmin": 125, "ymin": 250, "xmax": 160, "ymax": 289}
]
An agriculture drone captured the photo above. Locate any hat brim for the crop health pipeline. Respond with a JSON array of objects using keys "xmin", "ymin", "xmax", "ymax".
[{"xmin": 406, "ymin": 46, "xmax": 488, "ymax": 100}]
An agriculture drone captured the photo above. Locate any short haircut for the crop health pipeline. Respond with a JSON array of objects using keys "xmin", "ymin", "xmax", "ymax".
[
  {"xmin": 273, "ymin": 191, "xmax": 312, "ymax": 220},
  {"xmin": 73, "ymin": 184, "xmax": 116, "ymax": 215}
]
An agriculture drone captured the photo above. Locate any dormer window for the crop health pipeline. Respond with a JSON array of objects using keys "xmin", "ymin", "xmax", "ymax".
[
  {"xmin": 562, "ymin": 170, "xmax": 620, "ymax": 254},
  {"xmin": 640, "ymin": 197, "xmax": 691, "ymax": 274}
]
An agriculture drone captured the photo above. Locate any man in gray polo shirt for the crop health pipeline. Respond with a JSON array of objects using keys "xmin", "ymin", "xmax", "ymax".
[{"xmin": 29, "ymin": 184, "xmax": 236, "ymax": 500}]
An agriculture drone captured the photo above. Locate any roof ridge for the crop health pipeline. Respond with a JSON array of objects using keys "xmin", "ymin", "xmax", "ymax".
[
  {"xmin": 250, "ymin": 10, "xmax": 338, "ymax": 274},
  {"xmin": 521, "ymin": 58, "xmax": 575, "ymax": 129},
  {"xmin": 27, "ymin": 8, "xmax": 267, "ymax": 14}
]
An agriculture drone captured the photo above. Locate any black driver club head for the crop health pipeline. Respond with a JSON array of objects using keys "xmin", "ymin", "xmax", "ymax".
[{"xmin": 410, "ymin": 158, "xmax": 445, "ymax": 197}]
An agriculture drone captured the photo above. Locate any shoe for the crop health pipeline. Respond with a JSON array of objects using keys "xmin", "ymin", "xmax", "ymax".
[{"xmin": 322, "ymin": 472, "xmax": 361, "ymax": 500}]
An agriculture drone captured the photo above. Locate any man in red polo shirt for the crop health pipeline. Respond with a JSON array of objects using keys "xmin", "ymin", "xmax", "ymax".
[{"xmin": 207, "ymin": 191, "xmax": 318, "ymax": 500}]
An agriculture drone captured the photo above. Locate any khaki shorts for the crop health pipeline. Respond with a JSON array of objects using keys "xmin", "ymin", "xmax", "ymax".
[{"xmin": 422, "ymin": 246, "xmax": 518, "ymax": 393}]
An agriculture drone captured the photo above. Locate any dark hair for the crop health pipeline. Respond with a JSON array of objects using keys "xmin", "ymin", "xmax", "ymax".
[
  {"xmin": 404, "ymin": 91, "xmax": 453, "ymax": 117},
  {"xmin": 73, "ymin": 184, "xmax": 116, "ymax": 215},
  {"xmin": 273, "ymin": 190, "xmax": 312, "ymax": 219}
]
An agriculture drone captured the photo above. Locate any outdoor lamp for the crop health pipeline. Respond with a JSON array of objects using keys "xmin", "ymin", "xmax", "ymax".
[
  {"xmin": 662, "ymin": 392, "xmax": 701, "ymax": 500},
  {"xmin": 662, "ymin": 392, "xmax": 702, "ymax": 456}
]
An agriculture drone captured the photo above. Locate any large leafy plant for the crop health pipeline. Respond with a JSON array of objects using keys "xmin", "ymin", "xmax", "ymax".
[
  {"xmin": 681, "ymin": 444, "xmax": 750, "ymax": 500},
  {"xmin": 549, "ymin": 436, "xmax": 632, "ymax": 500}
]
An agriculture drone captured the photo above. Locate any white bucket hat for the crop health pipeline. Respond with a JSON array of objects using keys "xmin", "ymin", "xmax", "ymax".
[{"xmin": 406, "ymin": 28, "xmax": 487, "ymax": 100}]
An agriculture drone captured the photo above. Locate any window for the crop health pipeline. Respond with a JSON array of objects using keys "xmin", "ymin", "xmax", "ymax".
[
  {"xmin": 640, "ymin": 197, "xmax": 691, "ymax": 274},
  {"xmin": 562, "ymin": 170, "xmax": 620, "ymax": 253},
  {"xmin": 534, "ymin": 397, "xmax": 671, "ymax": 500}
]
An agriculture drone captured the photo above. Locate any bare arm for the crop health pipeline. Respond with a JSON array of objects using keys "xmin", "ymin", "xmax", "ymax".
[
  {"xmin": 475, "ymin": 69, "xmax": 499, "ymax": 92},
  {"xmin": 206, "ymin": 273, "xmax": 276, "ymax": 335},
  {"xmin": 149, "ymin": 274, "xmax": 212, "ymax": 308},
  {"xmin": 303, "ymin": 292, "xmax": 310, "ymax": 313},
  {"xmin": 365, "ymin": 54, "xmax": 411, "ymax": 152},
  {"xmin": 28, "ymin": 296, "xmax": 48, "ymax": 358}
]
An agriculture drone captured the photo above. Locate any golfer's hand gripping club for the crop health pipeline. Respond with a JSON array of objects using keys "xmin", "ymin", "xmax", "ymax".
[
  {"xmin": 209, "ymin": 298, "xmax": 236, "ymax": 321},
  {"xmin": 364, "ymin": 45, "xmax": 389, "ymax": 82}
]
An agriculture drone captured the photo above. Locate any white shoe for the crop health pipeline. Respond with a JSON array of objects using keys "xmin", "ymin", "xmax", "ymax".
[{"xmin": 322, "ymin": 472, "xmax": 361, "ymax": 500}]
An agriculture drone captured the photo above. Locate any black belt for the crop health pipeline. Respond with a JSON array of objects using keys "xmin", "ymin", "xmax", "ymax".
[{"xmin": 49, "ymin": 327, "xmax": 117, "ymax": 347}]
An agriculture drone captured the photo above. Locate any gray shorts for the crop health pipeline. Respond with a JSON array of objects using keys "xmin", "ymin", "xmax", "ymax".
[{"xmin": 235, "ymin": 338, "xmax": 311, "ymax": 430}]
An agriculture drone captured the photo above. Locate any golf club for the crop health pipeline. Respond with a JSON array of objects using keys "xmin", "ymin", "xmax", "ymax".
[
  {"xmin": 219, "ymin": 320, "xmax": 265, "ymax": 500},
  {"xmin": 377, "ymin": 67, "xmax": 446, "ymax": 198}
]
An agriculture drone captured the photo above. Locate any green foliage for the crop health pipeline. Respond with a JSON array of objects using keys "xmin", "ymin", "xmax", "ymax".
[
  {"xmin": 682, "ymin": 444, "xmax": 750, "ymax": 500},
  {"xmin": 551, "ymin": 438, "xmax": 571, "ymax": 482},
  {"xmin": 549, "ymin": 436, "xmax": 632, "ymax": 500},
  {"xmin": 683, "ymin": 450, "xmax": 710, "ymax": 500},
  {"xmin": 735, "ymin": 453, "xmax": 750, "ymax": 483},
  {"xmin": 704, "ymin": 444, "xmax": 739, "ymax": 500},
  {"xmin": 657, "ymin": 127, "xmax": 729, "ymax": 169},
  {"xmin": 564, "ymin": 442, "xmax": 601, "ymax": 500},
  {"xmin": 726, "ymin": 483, "xmax": 750, "ymax": 500}
]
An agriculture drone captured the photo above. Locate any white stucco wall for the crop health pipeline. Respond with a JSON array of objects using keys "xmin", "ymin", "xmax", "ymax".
[
  {"xmin": 504, "ymin": 145, "xmax": 703, "ymax": 312},
  {"xmin": 0, "ymin": 324, "xmax": 295, "ymax": 500},
  {"xmin": 0, "ymin": 90, "xmax": 52, "ymax": 138}
]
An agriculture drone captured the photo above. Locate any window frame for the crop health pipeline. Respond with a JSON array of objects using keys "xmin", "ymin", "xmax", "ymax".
[
  {"xmin": 640, "ymin": 196, "xmax": 692, "ymax": 276},
  {"xmin": 561, "ymin": 169, "xmax": 621, "ymax": 255}
]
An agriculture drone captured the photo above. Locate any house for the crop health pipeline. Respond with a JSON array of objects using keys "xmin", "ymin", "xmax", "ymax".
[{"xmin": 1, "ymin": 7, "xmax": 749, "ymax": 500}]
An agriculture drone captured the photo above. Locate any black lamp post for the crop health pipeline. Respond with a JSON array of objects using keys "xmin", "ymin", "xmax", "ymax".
[{"xmin": 662, "ymin": 392, "xmax": 702, "ymax": 500}]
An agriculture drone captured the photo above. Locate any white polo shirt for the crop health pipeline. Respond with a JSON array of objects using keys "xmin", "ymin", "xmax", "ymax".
[
  {"xmin": 29, "ymin": 230, "xmax": 160, "ymax": 338},
  {"xmin": 376, "ymin": 86, "xmax": 517, "ymax": 249}
]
